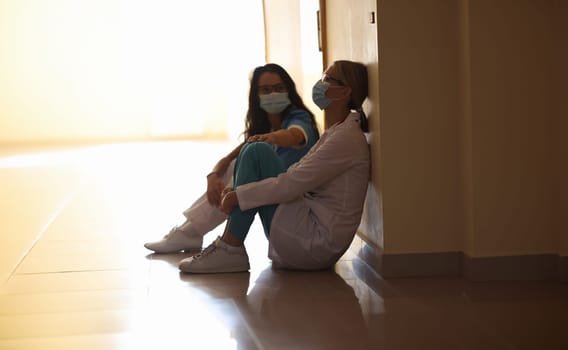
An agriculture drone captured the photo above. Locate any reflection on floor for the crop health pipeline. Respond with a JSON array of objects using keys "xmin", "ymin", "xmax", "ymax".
[{"xmin": 0, "ymin": 140, "xmax": 567, "ymax": 350}]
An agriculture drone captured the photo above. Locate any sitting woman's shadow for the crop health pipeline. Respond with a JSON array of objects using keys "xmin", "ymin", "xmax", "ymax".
[{"xmin": 178, "ymin": 265, "xmax": 372, "ymax": 350}]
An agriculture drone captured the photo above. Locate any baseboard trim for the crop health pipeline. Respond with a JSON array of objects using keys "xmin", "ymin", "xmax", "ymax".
[
  {"xmin": 464, "ymin": 254, "xmax": 559, "ymax": 281},
  {"xmin": 350, "ymin": 235, "xmax": 462, "ymax": 278},
  {"xmin": 383, "ymin": 251, "xmax": 463, "ymax": 278},
  {"xmin": 351, "ymin": 235, "xmax": 567, "ymax": 281}
]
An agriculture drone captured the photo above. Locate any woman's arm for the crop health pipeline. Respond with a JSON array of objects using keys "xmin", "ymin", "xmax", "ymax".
[
  {"xmin": 206, "ymin": 142, "xmax": 244, "ymax": 206},
  {"xmin": 247, "ymin": 128, "xmax": 305, "ymax": 148},
  {"xmin": 236, "ymin": 127, "xmax": 366, "ymax": 211}
]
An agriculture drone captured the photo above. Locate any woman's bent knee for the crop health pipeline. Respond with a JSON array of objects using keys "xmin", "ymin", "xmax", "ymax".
[{"xmin": 241, "ymin": 142, "xmax": 275, "ymax": 159}]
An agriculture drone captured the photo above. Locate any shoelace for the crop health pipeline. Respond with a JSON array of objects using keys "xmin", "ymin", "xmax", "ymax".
[
  {"xmin": 162, "ymin": 226, "xmax": 180, "ymax": 239},
  {"xmin": 193, "ymin": 242, "xmax": 217, "ymax": 260}
]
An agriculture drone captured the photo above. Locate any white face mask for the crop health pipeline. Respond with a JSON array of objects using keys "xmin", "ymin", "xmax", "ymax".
[{"xmin": 259, "ymin": 92, "xmax": 291, "ymax": 114}]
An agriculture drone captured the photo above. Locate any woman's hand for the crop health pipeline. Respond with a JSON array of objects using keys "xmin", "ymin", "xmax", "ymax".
[
  {"xmin": 247, "ymin": 132, "xmax": 277, "ymax": 145},
  {"xmin": 221, "ymin": 186, "xmax": 232, "ymax": 198},
  {"xmin": 206, "ymin": 173, "xmax": 225, "ymax": 206},
  {"xmin": 220, "ymin": 190, "xmax": 239, "ymax": 215},
  {"xmin": 247, "ymin": 128, "xmax": 305, "ymax": 147}
]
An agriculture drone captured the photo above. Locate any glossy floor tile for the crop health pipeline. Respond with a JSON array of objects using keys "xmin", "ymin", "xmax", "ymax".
[{"xmin": 1, "ymin": 141, "xmax": 567, "ymax": 350}]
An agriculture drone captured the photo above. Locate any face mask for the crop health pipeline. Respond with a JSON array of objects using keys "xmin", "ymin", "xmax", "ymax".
[
  {"xmin": 312, "ymin": 80, "xmax": 332, "ymax": 110},
  {"xmin": 259, "ymin": 92, "xmax": 291, "ymax": 114}
]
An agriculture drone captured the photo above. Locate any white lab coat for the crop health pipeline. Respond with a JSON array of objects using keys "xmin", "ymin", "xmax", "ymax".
[{"xmin": 236, "ymin": 112, "xmax": 370, "ymax": 270}]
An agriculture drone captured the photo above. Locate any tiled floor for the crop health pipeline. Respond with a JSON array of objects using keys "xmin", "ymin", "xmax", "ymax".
[{"xmin": 1, "ymin": 140, "xmax": 567, "ymax": 350}]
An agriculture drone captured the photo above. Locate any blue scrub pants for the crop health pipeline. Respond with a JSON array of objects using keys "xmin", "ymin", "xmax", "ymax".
[{"xmin": 227, "ymin": 142, "xmax": 286, "ymax": 241}]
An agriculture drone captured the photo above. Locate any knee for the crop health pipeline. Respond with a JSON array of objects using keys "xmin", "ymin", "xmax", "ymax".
[{"xmin": 241, "ymin": 142, "xmax": 274, "ymax": 159}]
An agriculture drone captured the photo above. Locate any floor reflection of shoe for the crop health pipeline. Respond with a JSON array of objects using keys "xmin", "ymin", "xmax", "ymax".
[
  {"xmin": 178, "ymin": 236, "xmax": 250, "ymax": 274},
  {"xmin": 144, "ymin": 226, "xmax": 203, "ymax": 254}
]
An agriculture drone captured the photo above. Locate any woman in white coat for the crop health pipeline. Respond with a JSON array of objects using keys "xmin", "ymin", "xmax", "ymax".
[{"xmin": 179, "ymin": 60, "xmax": 370, "ymax": 273}]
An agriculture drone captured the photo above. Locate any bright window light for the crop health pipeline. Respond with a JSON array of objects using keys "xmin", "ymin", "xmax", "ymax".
[{"xmin": 0, "ymin": 0, "xmax": 265, "ymax": 143}]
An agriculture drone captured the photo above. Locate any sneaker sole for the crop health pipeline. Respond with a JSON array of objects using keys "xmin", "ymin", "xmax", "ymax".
[
  {"xmin": 144, "ymin": 245, "xmax": 202, "ymax": 254},
  {"xmin": 178, "ymin": 263, "xmax": 250, "ymax": 274}
]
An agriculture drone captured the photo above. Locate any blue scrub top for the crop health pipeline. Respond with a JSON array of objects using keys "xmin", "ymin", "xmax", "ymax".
[{"xmin": 275, "ymin": 108, "xmax": 319, "ymax": 169}]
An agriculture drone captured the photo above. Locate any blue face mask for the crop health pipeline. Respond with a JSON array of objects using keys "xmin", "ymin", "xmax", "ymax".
[
  {"xmin": 259, "ymin": 92, "xmax": 291, "ymax": 114},
  {"xmin": 312, "ymin": 80, "xmax": 332, "ymax": 110}
]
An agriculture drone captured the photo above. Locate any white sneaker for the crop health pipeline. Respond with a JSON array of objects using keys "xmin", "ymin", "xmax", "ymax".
[
  {"xmin": 144, "ymin": 226, "xmax": 203, "ymax": 254},
  {"xmin": 178, "ymin": 237, "xmax": 250, "ymax": 273}
]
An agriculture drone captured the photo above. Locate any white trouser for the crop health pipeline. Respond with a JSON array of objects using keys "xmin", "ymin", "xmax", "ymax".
[{"xmin": 181, "ymin": 159, "xmax": 235, "ymax": 236}]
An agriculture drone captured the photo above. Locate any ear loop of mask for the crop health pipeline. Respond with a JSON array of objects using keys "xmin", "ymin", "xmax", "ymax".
[
  {"xmin": 327, "ymin": 84, "xmax": 349, "ymax": 102},
  {"xmin": 324, "ymin": 82, "xmax": 347, "ymax": 100}
]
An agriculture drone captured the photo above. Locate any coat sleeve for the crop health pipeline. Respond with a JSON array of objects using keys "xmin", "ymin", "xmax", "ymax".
[{"xmin": 236, "ymin": 126, "xmax": 360, "ymax": 211}]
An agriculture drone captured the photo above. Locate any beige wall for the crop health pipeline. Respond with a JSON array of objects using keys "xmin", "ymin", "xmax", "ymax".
[
  {"xmin": 325, "ymin": 0, "xmax": 383, "ymax": 248},
  {"xmin": 465, "ymin": 0, "xmax": 555, "ymax": 256},
  {"xmin": 326, "ymin": 0, "xmax": 565, "ymax": 259},
  {"xmin": 375, "ymin": 0, "xmax": 463, "ymax": 254},
  {"xmin": 464, "ymin": 0, "xmax": 568, "ymax": 258}
]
